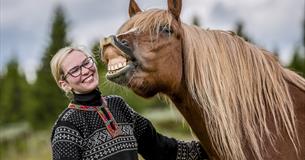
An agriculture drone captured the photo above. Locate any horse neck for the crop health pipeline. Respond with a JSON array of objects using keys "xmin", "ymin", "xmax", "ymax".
[
  {"xmin": 170, "ymin": 89, "xmax": 208, "ymax": 137},
  {"xmin": 168, "ymin": 83, "xmax": 220, "ymax": 158}
]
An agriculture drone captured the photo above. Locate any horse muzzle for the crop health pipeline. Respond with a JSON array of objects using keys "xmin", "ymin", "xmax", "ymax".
[
  {"xmin": 100, "ymin": 35, "xmax": 135, "ymax": 62},
  {"xmin": 99, "ymin": 35, "xmax": 137, "ymax": 85}
]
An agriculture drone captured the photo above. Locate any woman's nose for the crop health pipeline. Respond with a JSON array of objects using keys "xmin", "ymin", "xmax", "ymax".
[{"xmin": 81, "ymin": 66, "xmax": 91, "ymax": 75}]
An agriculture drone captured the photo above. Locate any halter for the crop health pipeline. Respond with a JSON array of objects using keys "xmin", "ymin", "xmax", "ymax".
[
  {"xmin": 100, "ymin": 27, "xmax": 140, "ymax": 61},
  {"xmin": 68, "ymin": 97, "xmax": 121, "ymax": 138},
  {"xmin": 100, "ymin": 35, "xmax": 135, "ymax": 61}
]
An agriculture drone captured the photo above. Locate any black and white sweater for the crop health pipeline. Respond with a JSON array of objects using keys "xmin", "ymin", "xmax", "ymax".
[{"xmin": 51, "ymin": 89, "xmax": 207, "ymax": 160}]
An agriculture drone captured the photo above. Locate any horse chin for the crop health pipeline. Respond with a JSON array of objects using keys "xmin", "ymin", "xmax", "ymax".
[{"xmin": 128, "ymin": 81, "xmax": 157, "ymax": 98}]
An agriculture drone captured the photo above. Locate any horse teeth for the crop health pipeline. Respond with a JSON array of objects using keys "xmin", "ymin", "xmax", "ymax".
[
  {"xmin": 114, "ymin": 64, "xmax": 118, "ymax": 70},
  {"xmin": 107, "ymin": 61, "xmax": 128, "ymax": 73}
]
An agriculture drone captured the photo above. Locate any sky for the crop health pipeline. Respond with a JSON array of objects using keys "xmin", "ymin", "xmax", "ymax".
[{"xmin": 1, "ymin": 0, "xmax": 304, "ymax": 82}]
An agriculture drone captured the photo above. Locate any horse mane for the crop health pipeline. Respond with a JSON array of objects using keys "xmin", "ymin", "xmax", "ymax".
[
  {"xmin": 119, "ymin": 9, "xmax": 305, "ymax": 160},
  {"xmin": 182, "ymin": 24, "xmax": 305, "ymax": 160}
]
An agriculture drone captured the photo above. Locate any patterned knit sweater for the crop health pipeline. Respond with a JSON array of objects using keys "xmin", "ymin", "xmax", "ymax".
[{"xmin": 51, "ymin": 89, "xmax": 208, "ymax": 160}]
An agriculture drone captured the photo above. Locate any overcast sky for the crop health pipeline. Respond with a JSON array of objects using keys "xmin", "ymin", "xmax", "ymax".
[{"xmin": 1, "ymin": 0, "xmax": 304, "ymax": 82}]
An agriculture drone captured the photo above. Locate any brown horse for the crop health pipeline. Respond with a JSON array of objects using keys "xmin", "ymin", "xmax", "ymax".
[{"xmin": 100, "ymin": 0, "xmax": 305, "ymax": 159}]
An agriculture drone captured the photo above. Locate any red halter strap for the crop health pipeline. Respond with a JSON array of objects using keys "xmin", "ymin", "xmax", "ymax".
[{"xmin": 68, "ymin": 97, "xmax": 121, "ymax": 138}]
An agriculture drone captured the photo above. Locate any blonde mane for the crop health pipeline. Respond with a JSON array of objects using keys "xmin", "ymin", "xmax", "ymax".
[
  {"xmin": 119, "ymin": 9, "xmax": 305, "ymax": 160},
  {"xmin": 183, "ymin": 24, "xmax": 305, "ymax": 160}
]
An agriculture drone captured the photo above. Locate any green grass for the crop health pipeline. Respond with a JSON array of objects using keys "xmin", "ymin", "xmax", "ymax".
[
  {"xmin": 1, "ymin": 130, "xmax": 52, "ymax": 160},
  {"xmin": 143, "ymin": 108, "xmax": 197, "ymax": 141}
]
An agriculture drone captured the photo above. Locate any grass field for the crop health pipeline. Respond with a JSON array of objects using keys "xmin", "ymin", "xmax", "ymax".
[{"xmin": 1, "ymin": 130, "xmax": 52, "ymax": 160}]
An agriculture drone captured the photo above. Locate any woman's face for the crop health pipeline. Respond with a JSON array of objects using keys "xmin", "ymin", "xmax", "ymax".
[{"xmin": 59, "ymin": 50, "xmax": 99, "ymax": 94}]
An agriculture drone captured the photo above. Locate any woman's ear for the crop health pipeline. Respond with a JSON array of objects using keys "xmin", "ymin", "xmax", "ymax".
[{"xmin": 59, "ymin": 80, "xmax": 71, "ymax": 92}]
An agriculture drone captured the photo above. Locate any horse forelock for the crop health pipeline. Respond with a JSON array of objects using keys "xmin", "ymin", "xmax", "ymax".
[
  {"xmin": 118, "ymin": 9, "xmax": 177, "ymax": 38},
  {"xmin": 181, "ymin": 24, "xmax": 304, "ymax": 160}
]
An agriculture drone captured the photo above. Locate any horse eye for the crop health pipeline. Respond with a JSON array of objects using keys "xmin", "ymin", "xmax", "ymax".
[{"xmin": 160, "ymin": 25, "xmax": 173, "ymax": 35}]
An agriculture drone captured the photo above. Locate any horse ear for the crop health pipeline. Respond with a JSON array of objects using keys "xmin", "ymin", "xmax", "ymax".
[
  {"xmin": 167, "ymin": 0, "xmax": 182, "ymax": 20},
  {"xmin": 129, "ymin": 0, "xmax": 142, "ymax": 17}
]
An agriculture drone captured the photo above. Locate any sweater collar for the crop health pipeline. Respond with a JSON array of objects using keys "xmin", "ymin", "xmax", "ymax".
[{"xmin": 72, "ymin": 88, "xmax": 102, "ymax": 106}]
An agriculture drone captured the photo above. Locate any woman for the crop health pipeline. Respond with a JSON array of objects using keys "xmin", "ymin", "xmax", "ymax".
[{"xmin": 50, "ymin": 45, "xmax": 208, "ymax": 160}]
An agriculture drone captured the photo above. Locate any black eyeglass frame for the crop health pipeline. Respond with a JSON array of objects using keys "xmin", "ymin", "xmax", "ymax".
[{"xmin": 62, "ymin": 57, "xmax": 95, "ymax": 80}]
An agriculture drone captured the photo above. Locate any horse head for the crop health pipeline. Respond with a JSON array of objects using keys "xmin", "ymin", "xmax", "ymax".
[{"xmin": 100, "ymin": 0, "xmax": 184, "ymax": 98}]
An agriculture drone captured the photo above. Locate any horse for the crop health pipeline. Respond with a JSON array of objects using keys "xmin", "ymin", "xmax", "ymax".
[{"xmin": 99, "ymin": 0, "xmax": 305, "ymax": 159}]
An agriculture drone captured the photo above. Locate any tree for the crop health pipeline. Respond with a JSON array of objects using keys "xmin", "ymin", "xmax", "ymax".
[
  {"xmin": 235, "ymin": 21, "xmax": 252, "ymax": 43},
  {"xmin": 31, "ymin": 6, "xmax": 70, "ymax": 129},
  {"xmin": 288, "ymin": 17, "xmax": 305, "ymax": 77},
  {"xmin": 192, "ymin": 15, "xmax": 201, "ymax": 26},
  {"xmin": 0, "ymin": 58, "xmax": 30, "ymax": 125},
  {"xmin": 289, "ymin": 47, "xmax": 304, "ymax": 77}
]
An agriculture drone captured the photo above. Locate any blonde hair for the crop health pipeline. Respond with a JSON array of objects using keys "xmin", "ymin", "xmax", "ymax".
[{"xmin": 50, "ymin": 45, "xmax": 94, "ymax": 96}]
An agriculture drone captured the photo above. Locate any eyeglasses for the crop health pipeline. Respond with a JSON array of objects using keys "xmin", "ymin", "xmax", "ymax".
[{"xmin": 63, "ymin": 57, "xmax": 95, "ymax": 79}]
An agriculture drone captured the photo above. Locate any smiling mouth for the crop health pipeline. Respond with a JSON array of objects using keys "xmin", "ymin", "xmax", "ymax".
[{"xmin": 82, "ymin": 74, "xmax": 94, "ymax": 83}]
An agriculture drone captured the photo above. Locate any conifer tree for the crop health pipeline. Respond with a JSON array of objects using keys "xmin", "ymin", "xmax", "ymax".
[
  {"xmin": 192, "ymin": 15, "xmax": 201, "ymax": 27},
  {"xmin": 0, "ymin": 58, "xmax": 29, "ymax": 125},
  {"xmin": 235, "ymin": 21, "xmax": 251, "ymax": 43},
  {"xmin": 31, "ymin": 6, "xmax": 70, "ymax": 129},
  {"xmin": 289, "ymin": 48, "xmax": 304, "ymax": 76},
  {"xmin": 288, "ymin": 17, "xmax": 305, "ymax": 77}
]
